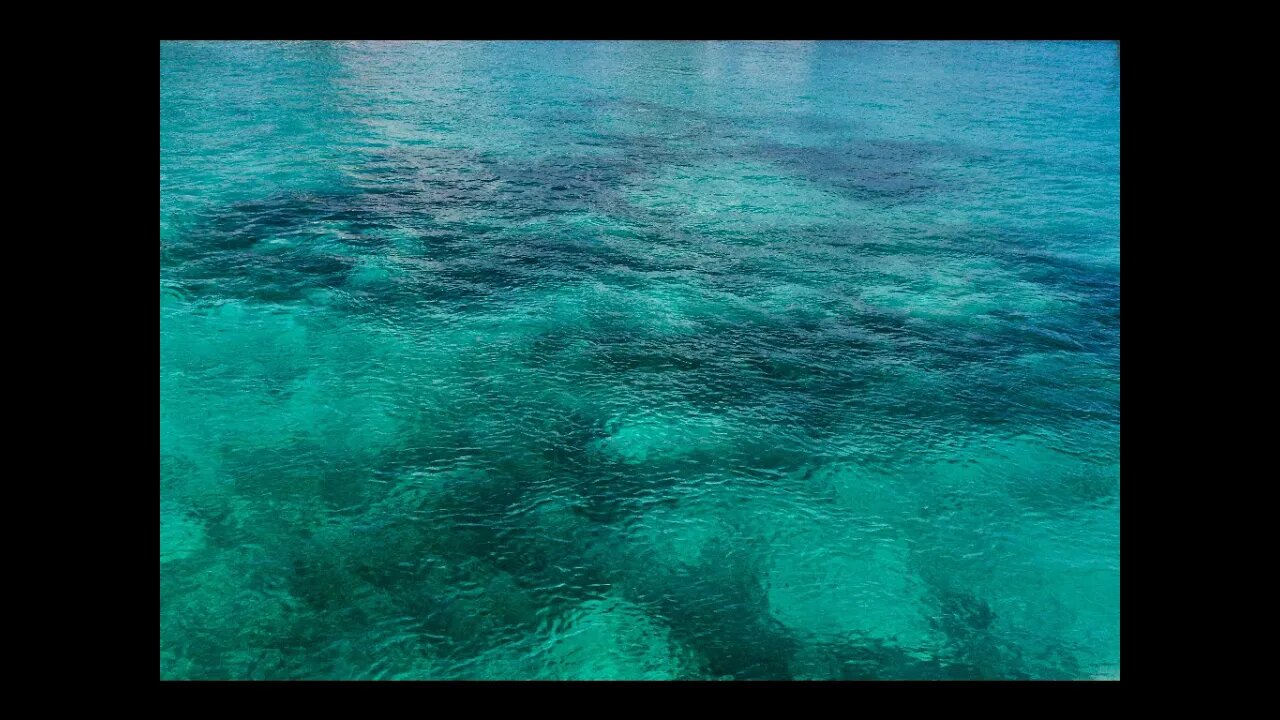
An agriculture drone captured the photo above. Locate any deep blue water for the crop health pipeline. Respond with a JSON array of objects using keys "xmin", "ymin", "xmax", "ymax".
[{"xmin": 160, "ymin": 41, "xmax": 1120, "ymax": 680}]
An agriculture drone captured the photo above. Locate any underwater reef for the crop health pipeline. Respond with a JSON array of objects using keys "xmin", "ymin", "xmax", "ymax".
[{"xmin": 160, "ymin": 40, "xmax": 1120, "ymax": 680}]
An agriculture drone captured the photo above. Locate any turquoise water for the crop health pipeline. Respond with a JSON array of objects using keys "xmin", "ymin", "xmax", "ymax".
[{"xmin": 160, "ymin": 41, "xmax": 1120, "ymax": 680}]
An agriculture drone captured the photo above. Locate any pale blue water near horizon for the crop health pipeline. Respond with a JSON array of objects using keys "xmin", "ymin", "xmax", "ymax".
[{"xmin": 160, "ymin": 41, "xmax": 1119, "ymax": 680}]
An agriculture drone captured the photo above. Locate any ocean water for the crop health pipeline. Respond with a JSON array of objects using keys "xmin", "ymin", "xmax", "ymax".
[{"xmin": 160, "ymin": 40, "xmax": 1120, "ymax": 680}]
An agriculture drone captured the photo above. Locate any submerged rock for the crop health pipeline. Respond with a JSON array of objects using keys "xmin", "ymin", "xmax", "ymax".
[
  {"xmin": 160, "ymin": 503, "xmax": 206, "ymax": 564},
  {"xmin": 536, "ymin": 595, "xmax": 699, "ymax": 680}
]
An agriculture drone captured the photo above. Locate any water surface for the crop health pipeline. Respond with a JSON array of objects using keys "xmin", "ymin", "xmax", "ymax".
[{"xmin": 160, "ymin": 40, "xmax": 1120, "ymax": 680}]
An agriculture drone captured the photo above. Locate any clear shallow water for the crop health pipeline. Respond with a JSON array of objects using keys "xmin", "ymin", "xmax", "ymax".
[{"xmin": 160, "ymin": 40, "xmax": 1120, "ymax": 680}]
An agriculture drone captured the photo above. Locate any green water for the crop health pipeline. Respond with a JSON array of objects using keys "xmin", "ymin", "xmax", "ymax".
[{"xmin": 160, "ymin": 40, "xmax": 1120, "ymax": 680}]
